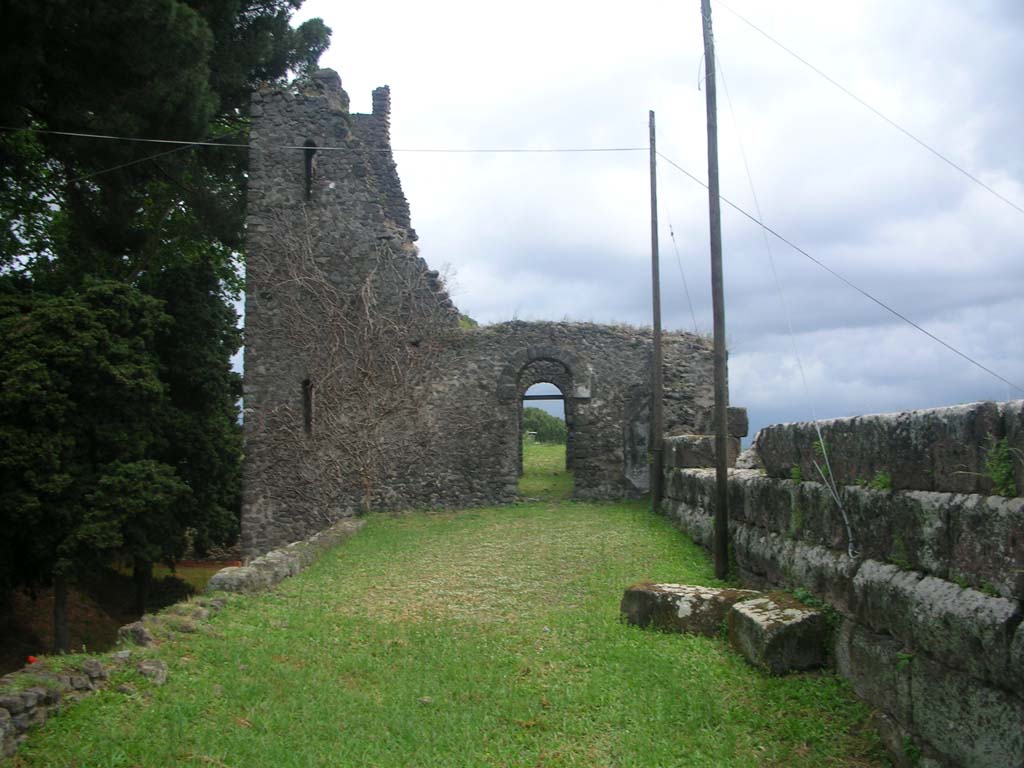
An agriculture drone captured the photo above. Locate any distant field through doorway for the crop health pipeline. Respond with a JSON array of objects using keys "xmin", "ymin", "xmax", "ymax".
[{"xmin": 520, "ymin": 383, "xmax": 572, "ymax": 500}]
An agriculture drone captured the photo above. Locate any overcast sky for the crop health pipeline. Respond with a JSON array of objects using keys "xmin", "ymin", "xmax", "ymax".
[{"xmin": 293, "ymin": 0, "xmax": 1024, "ymax": 438}]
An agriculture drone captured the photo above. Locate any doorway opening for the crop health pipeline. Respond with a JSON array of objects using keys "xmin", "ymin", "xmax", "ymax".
[{"xmin": 519, "ymin": 381, "xmax": 573, "ymax": 500}]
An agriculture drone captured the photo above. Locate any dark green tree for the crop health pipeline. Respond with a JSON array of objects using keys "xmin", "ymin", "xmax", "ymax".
[
  {"xmin": 0, "ymin": 0, "xmax": 331, "ymax": 629},
  {"xmin": 522, "ymin": 407, "xmax": 568, "ymax": 444},
  {"xmin": 0, "ymin": 279, "xmax": 170, "ymax": 650}
]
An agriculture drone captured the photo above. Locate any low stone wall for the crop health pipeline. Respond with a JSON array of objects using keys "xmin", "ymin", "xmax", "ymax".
[
  {"xmin": 0, "ymin": 596, "xmax": 226, "ymax": 759},
  {"xmin": 209, "ymin": 518, "xmax": 364, "ymax": 594},
  {"xmin": 1, "ymin": 520, "xmax": 362, "ymax": 760},
  {"xmin": 749, "ymin": 400, "xmax": 1023, "ymax": 495},
  {"xmin": 663, "ymin": 467, "xmax": 1024, "ymax": 767}
]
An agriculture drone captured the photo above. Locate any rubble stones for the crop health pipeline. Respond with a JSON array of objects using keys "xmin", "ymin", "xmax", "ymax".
[
  {"xmin": 728, "ymin": 595, "xmax": 829, "ymax": 675},
  {"xmin": 620, "ymin": 583, "xmax": 760, "ymax": 636},
  {"xmin": 137, "ymin": 660, "xmax": 168, "ymax": 686},
  {"xmin": 81, "ymin": 658, "xmax": 108, "ymax": 680},
  {"xmin": 208, "ymin": 518, "xmax": 365, "ymax": 594},
  {"xmin": 118, "ymin": 620, "xmax": 155, "ymax": 647}
]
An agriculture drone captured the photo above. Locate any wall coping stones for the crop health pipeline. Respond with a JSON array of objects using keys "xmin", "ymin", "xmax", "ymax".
[{"xmin": 749, "ymin": 399, "xmax": 1023, "ymax": 495}]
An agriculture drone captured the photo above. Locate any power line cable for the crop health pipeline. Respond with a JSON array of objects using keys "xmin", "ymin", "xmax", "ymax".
[
  {"xmin": 0, "ymin": 126, "xmax": 646, "ymax": 154},
  {"xmin": 65, "ymin": 142, "xmax": 196, "ymax": 186},
  {"xmin": 712, "ymin": 0, "xmax": 1024, "ymax": 219},
  {"xmin": 655, "ymin": 149, "xmax": 1024, "ymax": 396},
  {"xmin": 656, "ymin": 169, "xmax": 700, "ymax": 334},
  {"xmin": 719, "ymin": 56, "xmax": 856, "ymax": 558}
]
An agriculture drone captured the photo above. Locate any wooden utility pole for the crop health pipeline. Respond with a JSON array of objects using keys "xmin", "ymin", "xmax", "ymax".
[
  {"xmin": 649, "ymin": 110, "xmax": 665, "ymax": 513},
  {"xmin": 701, "ymin": 0, "xmax": 730, "ymax": 580}
]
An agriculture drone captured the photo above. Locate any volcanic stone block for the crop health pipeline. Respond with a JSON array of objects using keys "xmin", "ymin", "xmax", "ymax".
[
  {"xmin": 728, "ymin": 595, "xmax": 829, "ymax": 675},
  {"xmin": 117, "ymin": 621, "xmax": 155, "ymax": 648},
  {"xmin": 950, "ymin": 493, "xmax": 1024, "ymax": 599},
  {"xmin": 621, "ymin": 583, "xmax": 760, "ymax": 636},
  {"xmin": 137, "ymin": 659, "xmax": 168, "ymax": 686},
  {"xmin": 753, "ymin": 401, "xmax": 1002, "ymax": 493},
  {"xmin": 1000, "ymin": 400, "xmax": 1024, "ymax": 497},
  {"xmin": 850, "ymin": 559, "xmax": 1020, "ymax": 687},
  {"xmin": 665, "ymin": 435, "xmax": 740, "ymax": 469},
  {"xmin": 908, "ymin": 653, "xmax": 1024, "ymax": 768},
  {"xmin": 695, "ymin": 406, "xmax": 750, "ymax": 437},
  {"xmin": 834, "ymin": 619, "xmax": 913, "ymax": 724}
]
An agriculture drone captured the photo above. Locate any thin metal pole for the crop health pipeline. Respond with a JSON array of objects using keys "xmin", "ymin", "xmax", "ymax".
[
  {"xmin": 701, "ymin": 0, "xmax": 730, "ymax": 580},
  {"xmin": 647, "ymin": 108, "xmax": 663, "ymax": 514}
]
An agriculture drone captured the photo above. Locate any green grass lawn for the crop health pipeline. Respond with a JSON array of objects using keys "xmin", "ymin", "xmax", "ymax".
[
  {"xmin": 13, "ymin": 444, "xmax": 886, "ymax": 767},
  {"xmin": 517, "ymin": 440, "xmax": 573, "ymax": 500}
]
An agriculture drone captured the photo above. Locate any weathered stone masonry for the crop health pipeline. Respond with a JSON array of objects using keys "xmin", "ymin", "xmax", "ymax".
[
  {"xmin": 242, "ymin": 70, "xmax": 730, "ymax": 556},
  {"xmin": 663, "ymin": 401, "xmax": 1024, "ymax": 768}
]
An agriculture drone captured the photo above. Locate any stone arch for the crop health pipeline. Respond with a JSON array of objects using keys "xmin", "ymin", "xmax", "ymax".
[
  {"xmin": 496, "ymin": 345, "xmax": 592, "ymax": 404},
  {"xmin": 515, "ymin": 359, "xmax": 577, "ymax": 476}
]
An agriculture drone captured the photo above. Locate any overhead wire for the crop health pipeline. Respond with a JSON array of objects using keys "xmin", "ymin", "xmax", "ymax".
[
  {"xmin": 65, "ymin": 142, "xmax": 197, "ymax": 186},
  {"xmin": 712, "ymin": 0, "xmax": 1024, "ymax": 220},
  {"xmin": 6, "ymin": 116, "xmax": 1020, "ymax": 397},
  {"xmin": 655, "ymin": 149, "xmax": 1024, "ymax": 397},
  {"xmin": 656, "ymin": 169, "xmax": 700, "ymax": 334},
  {"xmin": 0, "ymin": 126, "xmax": 646, "ymax": 154},
  {"xmin": 718, "ymin": 56, "xmax": 856, "ymax": 557}
]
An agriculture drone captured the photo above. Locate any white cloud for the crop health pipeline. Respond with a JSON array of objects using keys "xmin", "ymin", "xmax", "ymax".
[{"xmin": 292, "ymin": 0, "xmax": 1024, "ymax": 432}]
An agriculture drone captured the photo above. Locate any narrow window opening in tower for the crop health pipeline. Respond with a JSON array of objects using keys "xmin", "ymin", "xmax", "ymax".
[
  {"xmin": 302, "ymin": 378, "xmax": 314, "ymax": 434},
  {"xmin": 303, "ymin": 139, "xmax": 317, "ymax": 200}
]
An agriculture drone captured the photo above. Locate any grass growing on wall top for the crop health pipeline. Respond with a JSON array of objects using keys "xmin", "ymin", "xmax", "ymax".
[{"xmin": 15, "ymin": 449, "xmax": 886, "ymax": 767}]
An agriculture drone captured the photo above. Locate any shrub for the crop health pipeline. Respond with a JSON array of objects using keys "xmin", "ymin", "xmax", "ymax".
[{"xmin": 522, "ymin": 407, "xmax": 567, "ymax": 444}]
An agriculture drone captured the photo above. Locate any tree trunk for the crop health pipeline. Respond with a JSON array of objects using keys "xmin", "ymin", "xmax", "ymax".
[
  {"xmin": 53, "ymin": 575, "xmax": 69, "ymax": 654},
  {"xmin": 133, "ymin": 558, "xmax": 153, "ymax": 615}
]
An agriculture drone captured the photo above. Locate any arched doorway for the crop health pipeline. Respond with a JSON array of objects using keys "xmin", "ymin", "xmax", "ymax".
[
  {"xmin": 517, "ymin": 373, "xmax": 574, "ymax": 499},
  {"xmin": 496, "ymin": 344, "xmax": 592, "ymax": 498}
]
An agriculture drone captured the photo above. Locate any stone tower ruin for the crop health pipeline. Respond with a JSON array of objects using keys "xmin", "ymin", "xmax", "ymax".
[{"xmin": 242, "ymin": 70, "xmax": 730, "ymax": 556}]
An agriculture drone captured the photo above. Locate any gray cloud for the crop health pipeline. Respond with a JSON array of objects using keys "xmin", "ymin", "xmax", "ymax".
[{"xmin": 294, "ymin": 0, "xmax": 1024, "ymax": 435}]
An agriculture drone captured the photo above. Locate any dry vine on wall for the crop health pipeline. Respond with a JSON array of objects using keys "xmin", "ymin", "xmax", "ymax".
[{"xmin": 249, "ymin": 209, "xmax": 456, "ymax": 524}]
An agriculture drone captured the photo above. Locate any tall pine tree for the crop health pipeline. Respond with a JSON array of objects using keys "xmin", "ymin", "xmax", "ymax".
[{"xmin": 0, "ymin": 0, "xmax": 330, "ymax": 648}]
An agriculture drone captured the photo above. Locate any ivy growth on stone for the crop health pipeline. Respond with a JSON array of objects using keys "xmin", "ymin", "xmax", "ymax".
[{"xmin": 985, "ymin": 437, "xmax": 1019, "ymax": 498}]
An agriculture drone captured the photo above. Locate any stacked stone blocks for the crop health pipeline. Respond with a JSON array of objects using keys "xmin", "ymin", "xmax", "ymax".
[{"xmin": 662, "ymin": 401, "xmax": 1024, "ymax": 767}]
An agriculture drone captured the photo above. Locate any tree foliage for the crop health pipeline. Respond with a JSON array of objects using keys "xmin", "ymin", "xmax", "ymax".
[
  {"xmin": 0, "ymin": 0, "xmax": 331, "ymax": 645},
  {"xmin": 522, "ymin": 407, "xmax": 568, "ymax": 444},
  {"xmin": 0, "ymin": 280, "xmax": 169, "ymax": 589}
]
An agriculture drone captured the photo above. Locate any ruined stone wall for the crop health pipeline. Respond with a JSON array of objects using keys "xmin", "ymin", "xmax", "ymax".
[
  {"xmin": 242, "ymin": 70, "xmax": 719, "ymax": 557},
  {"xmin": 242, "ymin": 70, "xmax": 461, "ymax": 556},
  {"xmin": 662, "ymin": 402, "xmax": 1024, "ymax": 767},
  {"xmin": 751, "ymin": 400, "xmax": 1024, "ymax": 495}
]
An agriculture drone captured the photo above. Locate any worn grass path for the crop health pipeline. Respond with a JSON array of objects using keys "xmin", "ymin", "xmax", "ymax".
[{"xmin": 13, "ymin": 443, "xmax": 886, "ymax": 767}]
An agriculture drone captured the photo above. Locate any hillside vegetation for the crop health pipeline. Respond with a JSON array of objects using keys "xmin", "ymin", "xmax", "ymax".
[{"xmin": 13, "ymin": 443, "xmax": 885, "ymax": 767}]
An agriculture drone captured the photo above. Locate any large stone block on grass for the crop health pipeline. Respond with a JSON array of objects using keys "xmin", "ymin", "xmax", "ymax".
[
  {"xmin": 621, "ymin": 583, "xmax": 760, "ymax": 636},
  {"xmin": 728, "ymin": 595, "xmax": 829, "ymax": 675}
]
